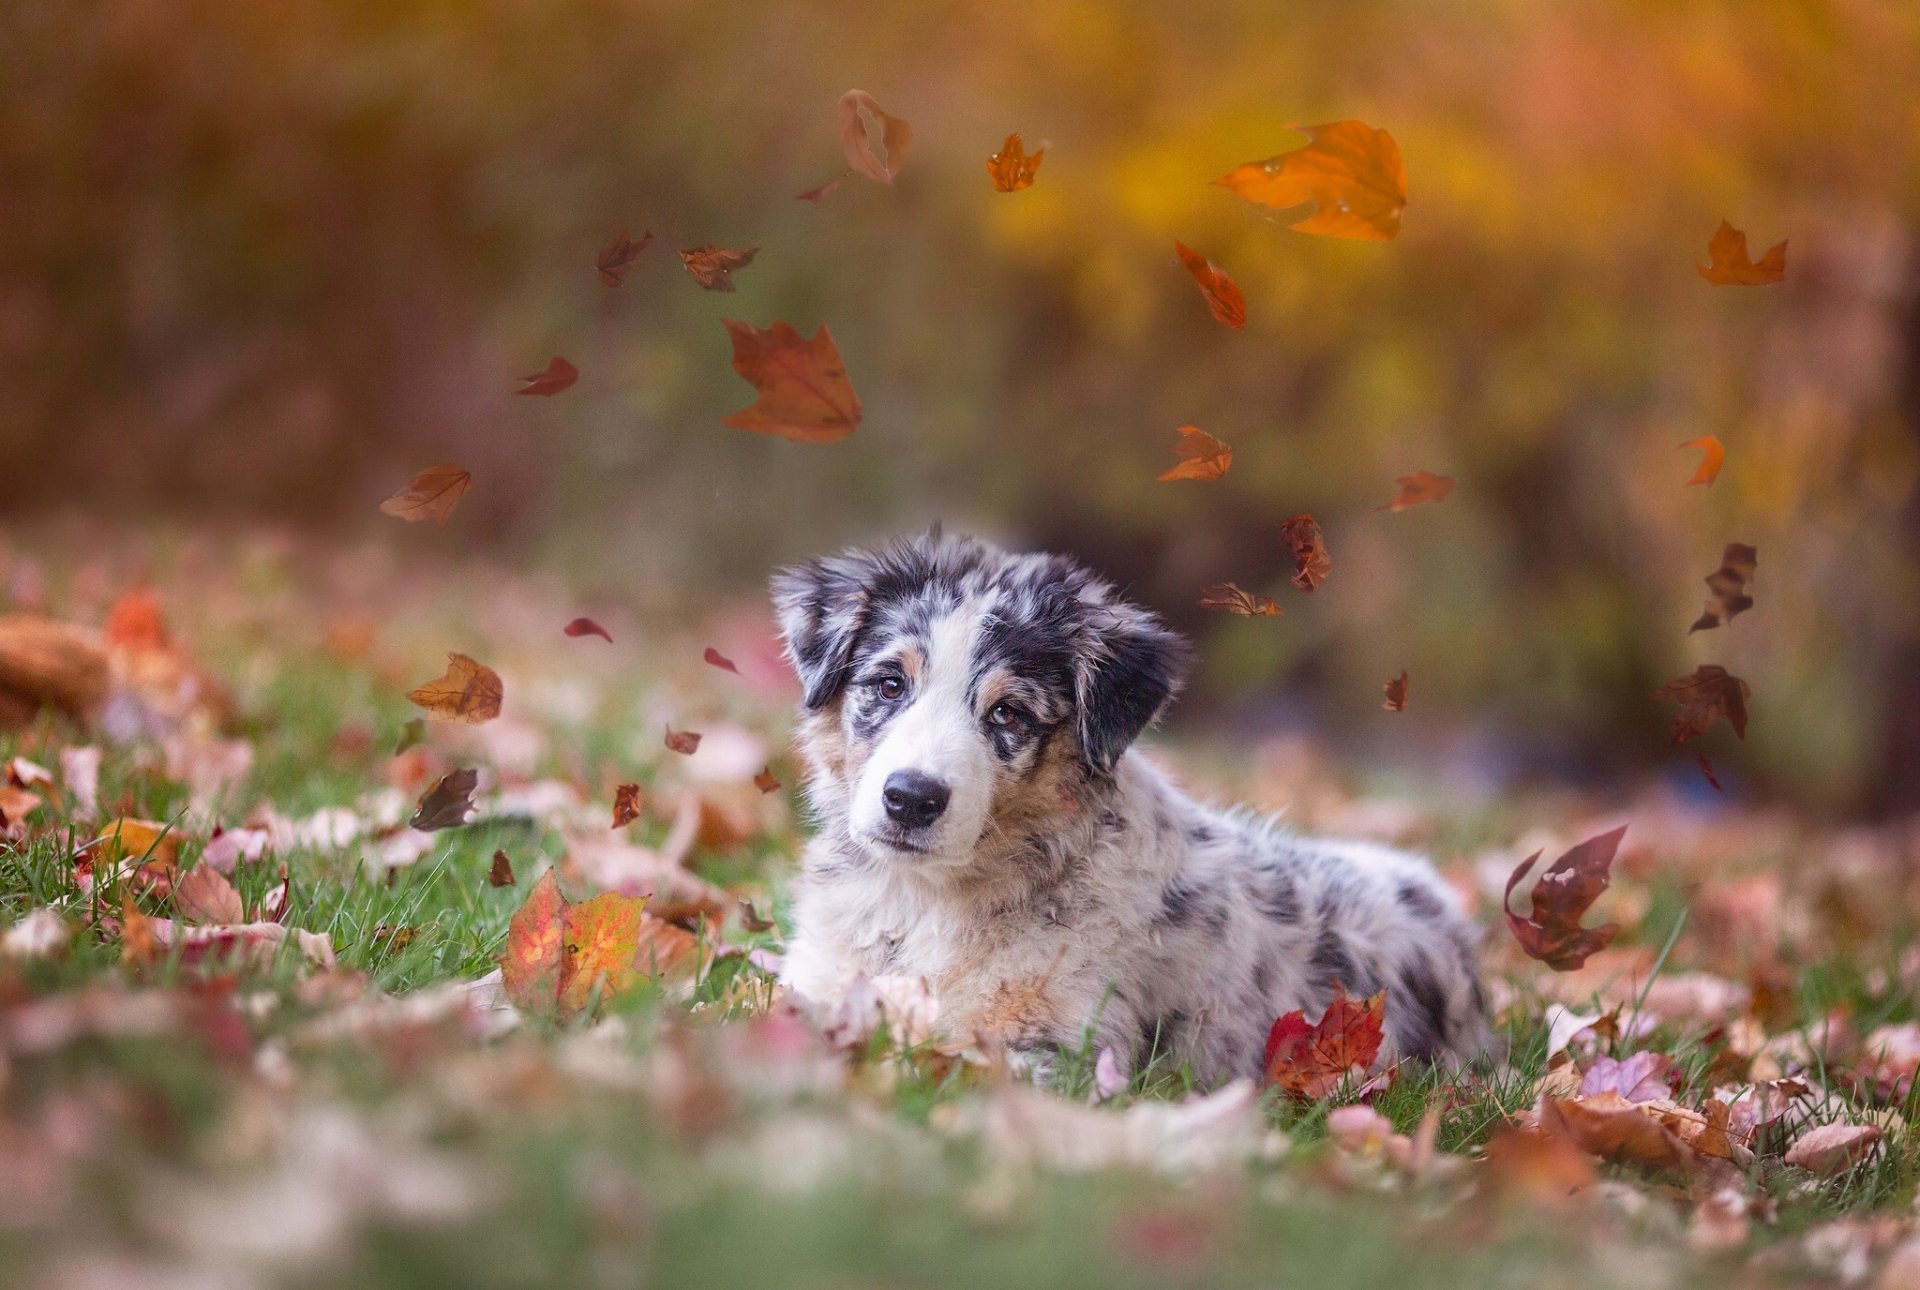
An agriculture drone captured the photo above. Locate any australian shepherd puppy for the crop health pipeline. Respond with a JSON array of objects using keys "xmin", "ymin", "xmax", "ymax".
[{"xmin": 773, "ymin": 530, "xmax": 1490, "ymax": 1085}]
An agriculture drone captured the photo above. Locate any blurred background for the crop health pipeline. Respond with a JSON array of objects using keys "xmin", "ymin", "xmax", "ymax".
[{"xmin": 3, "ymin": 0, "xmax": 1918, "ymax": 815}]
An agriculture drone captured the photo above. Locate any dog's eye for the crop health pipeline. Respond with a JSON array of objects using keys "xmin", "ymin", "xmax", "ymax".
[
  {"xmin": 986, "ymin": 702, "xmax": 1023, "ymax": 728},
  {"xmin": 874, "ymin": 675, "xmax": 906, "ymax": 701}
]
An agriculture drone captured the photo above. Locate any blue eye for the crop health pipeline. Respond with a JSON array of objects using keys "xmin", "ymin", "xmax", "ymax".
[{"xmin": 987, "ymin": 702, "xmax": 1021, "ymax": 728}]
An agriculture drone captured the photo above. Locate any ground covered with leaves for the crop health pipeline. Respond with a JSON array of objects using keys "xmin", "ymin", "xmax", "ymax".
[{"xmin": 2, "ymin": 540, "xmax": 1918, "ymax": 1290}]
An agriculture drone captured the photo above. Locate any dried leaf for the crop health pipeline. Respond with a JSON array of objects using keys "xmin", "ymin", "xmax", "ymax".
[
  {"xmin": 679, "ymin": 245, "xmax": 759, "ymax": 293},
  {"xmin": 1784, "ymin": 1123, "xmax": 1881, "ymax": 1176},
  {"xmin": 1173, "ymin": 242, "xmax": 1246, "ymax": 329},
  {"xmin": 596, "ymin": 230, "xmax": 652, "ymax": 286},
  {"xmin": 1697, "ymin": 220, "xmax": 1786, "ymax": 286},
  {"xmin": 1380, "ymin": 470, "xmax": 1454, "ymax": 512},
  {"xmin": 739, "ymin": 899, "xmax": 776, "ymax": 933},
  {"xmin": 1540, "ymin": 1093, "xmax": 1694, "ymax": 1172},
  {"xmin": 753, "ymin": 767, "xmax": 781, "ymax": 794},
  {"xmin": 564, "ymin": 617, "xmax": 613, "ymax": 642},
  {"xmin": 516, "ymin": 356, "xmax": 578, "ymax": 397},
  {"xmin": 1263, "ymin": 988, "xmax": 1387, "ymax": 1099},
  {"xmin": 488, "ymin": 849, "xmax": 515, "ymax": 888},
  {"xmin": 1158, "ymin": 425, "xmax": 1233, "ymax": 482},
  {"xmin": 174, "ymin": 863, "xmax": 245, "ymax": 925},
  {"xmin": 987, "ymin": 134, "xmax": 1044, "ymax": 192},
  {"xmin": 611, "ymin": 783, "xmax": 643, "ymax": 829},
  {"xmin": 393, "ymin": 718, "xmax": 426, "ymax": 756},
  {"xmin": 379, "ymin": 464, "xmax": 472, "ymax": 527},
  {"xmin": 410, "ymin": 767, "xmax": 479, "ymax": 831},
  {"xmin": 1655, "ymin": 665, "xmax": 1750, "ymax": 743},
  {"xmin": 664, "ymin": 727, "xmax": 701, "ymax": 756},
  {"xmin": 837, "ymin": 90, "xmax": 912, "ymax": 184},
  {"xmin": 1382, "ymin": 671, "xmax": 1409, "ymax": 712},
  {"xmin": 499, "ymin": 870, "xmax": 687, "ymax": 1022},
  {"xmin": 703, "ymin": 647, "xmax": 739, "ymax": 674},
  {"xmin": 1689, "ymin": 543, "xmax": 1757, "ymax": 633},
  {"xmin": 795, "ymin": 173, "xmax": 846, "ymax": 203},
  {"xmin": 1579, "ymin": 1051, "xmax": 1678, "ymax": 1103},
  {"xmin": 1198, "ymin": 583, "xmax": 1282, "ymax": 616},
  {"xmin": 720, "ymin": 319, "xmax": 863, "ymax": 443},
  {"xmin": 1695, "ymin": 753, "xmax": 1725, "ymax": 793},
  {"xmin": 1680, "ymin": 436, "xmax": 1726, "ymax": 487},
  {"xmin": 1214, "ymin": 121, "xmax": 1408, "ymax": 241},
  {"xmin": 1503, "ymin": 825, "xmax": 1625, "ymax": 970},
  {"xmin": 405, "ymin": 653, "xmax": 503, "ymax": 724},
  {"xmin": 1280, "ymin": 515, "xmax": 1331, "ymax": 591}
]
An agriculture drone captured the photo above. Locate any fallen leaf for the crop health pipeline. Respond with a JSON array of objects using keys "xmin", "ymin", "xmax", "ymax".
[
  {"xmin": 1783, "ymin": 1123, "xmax": 1880, "ymax": 1177},
  {"xmin": 795, "ymin": 174, "xmax": 846, "ymax": 203},
  {"xmin": 1379, "ymin": 470, "xmax": 1454, "ymax": 512},
  {"xmin": 1263, "ymin": 988, "xmax": 1386, "ymax": 1099},
  {"xmin": 1481, "ymin": 1127, "xmax": 1598, "ymax": 1208},
  {"xmin": 104, "ymin": 588, "xmax": 169, "ymax": 649},
  {"xmin": 1280, "ymin": 515, "xmax": 1331, "ymax": 591},
  {"xmin": 1214, "ymin": 121, "xmax": 1407, "ymax": 240},
  {"xmin": 612, "ymin": 783, "xmax": 643, "ymax": 829},
  {"xmin": 499, "ymin": 870, "xmax": 689, "ymax": 1022},
  {"xmin": 1654, "ymin": 665, "xmax": 1750, "ymax": 743},
  {"xmin": 1173, "ymin": 242, "xmax": 1246, "ymax": 329},
  {"xmin": 1579, "ymin": 1051, "xmax": 1678, "ymax": 1103},
  {"xmin": 739, "ymin": 899, "xmax": 776, "ymax": 933},
  {"xmin": 393, "ymin": 718, "xmax": 426, "ymax": 756},
  {"xmin": 1157, "ymin": 425, "xmax": 1233, "ymax": 482},
  {"xmin": 665, "ymin": 727, "xmax": 701, "ymax": 756},
  {"xmin": 1696, "ymin": 753, "xmax": 1725, "ymax": 793},
  {"xmin": 1540, "ymin": 1093, "xmax": 1694, "ymax": 1172},
  {"xmin": 516, "ymin": 356, "xmax": 578, "ymax": 397},
  {"xmin": 406, "ymin": 653, "xmax": 504, "ymax": 724},
  {"xmin": 1689, "ymin": 543, "xmax": 1757, "ymax": 633},
  {"xmin": 1503, "ymin": 825, "xmax": 1625, "ymax": 970},
  {"xmin": 703, "ymin": 647, "xmax": 739, "ymax": 674},
  {"xmin": 1198, "ymin": 584, "xmax": 1282, "ymax": 616},
  {"xmin": 410, "ymin": 768, "xmax": 479, "ymax": 831},
  {"xmin": 379, "ymin": 464, "xmax": 472, "ymax": 527},
  {"xmin": 564, "ymin": 617, "xmax": 613, "ymax": 643},
  {"xmin": 488, "ymin": 849, "xmax": 515, "ymax": 887},
  {"xmin": 596, "ymin": 230, "xmax": 652, "ymax": 286},
  {"xmin": 0, "ymin": 784, "xmax": 41, "ymax": 828},
  {"xmin": 174, "ymin": 864, "xmax": 244, "ymax": 925},
  {"xmin": 720, "ymin": 319, "xmax": 862, "ymax": 443},
  {"xmin": 1680, "ymin": 436, "xmax": 1726, "ymax": 486},
  {"xmin": 837, "ymin": 89, "xmax": 912, "ymax": 183},
  {"xmin": 1382, "ymin": 671, "xmax": 1409, "ymax": 712},
  {"xmin": 987, "ymin": 133, "xmax": 1044, "ymax": 192},
  {"xmin": 753, "ymin": 767, "xmax": 780, "ymax": 794},
  {"xmin": 1697, "ymin": 220, "xmax": 1786, "ymax": 286},
  {"xmin": 679, "ymin": 245, "xmax": 759, "ymax": 293}
]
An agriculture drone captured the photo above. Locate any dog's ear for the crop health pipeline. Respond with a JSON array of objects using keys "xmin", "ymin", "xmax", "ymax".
[
  {"xmin": 1074, "ymin": 598, "xmax": 1189, "ymax": 775},
  {"xmin": 771, "ymin": 554, "xmax": 871, "ymax": 709}
]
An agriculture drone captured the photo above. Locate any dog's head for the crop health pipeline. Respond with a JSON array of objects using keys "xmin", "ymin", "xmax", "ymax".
[{"xmin": 772, "ymin": 531, "xmax": 1188, "ymax": 872}]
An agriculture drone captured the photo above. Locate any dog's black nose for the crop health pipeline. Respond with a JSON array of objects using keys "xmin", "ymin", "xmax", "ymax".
[{"xmin": 882, "ymin": 770, "xmax": 950, "ymax": 829}]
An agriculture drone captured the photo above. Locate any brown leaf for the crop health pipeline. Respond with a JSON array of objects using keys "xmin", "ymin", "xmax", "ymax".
[
  {"xmin": 1695, "ymin": 753, "xmax": 1724, "ymax": 793},
  {"xmin": 1783, "ymin": 1123, "xmax": 1881, "ymax": 1176},
  {"xmin": 1198, "ymin": 583, "xmax": 1282, "ymax": 616},
  {"xmin": 1173, "ymin": 242, "xmax": 1246, "ymax": 329},
  {"xmin": 1280, "ymin": 515, "xmax": 1331, "ymax": 591},
  {"xmin": 753, "ymin": 767, "xmax": 780, "ymax": 794},
  {"xmin": 1158, "ymin": 425, "xmax": 1233, "ymax": 482},
  {"xmin": 564, "ymin": 617, "xmax": 613, "ymax": 642},
  {"xmin": 837, "ymin": 90, "xmax": 912, "ymax": 184},
  {"xmin": 1689, "ymin": 543, "xmax": 1757, "ymax": 633},
  {"xmin": 664, "ymin": 727, "xmax": 701, "ymax": 756},
  {"xmin": 1263, "ymin": 988, "xmax": 1387, "ymax": 1099},
  {"xmin": 679, "ymin": 245, "xmax": 760, "ymax": 293},
  {"xmin": 596, "ymin": 230, "xmax": 652, "ymax": 286},
  {"xmin": 1214, "ymin": 121, "xmax": 1407, "ymax": 241},
  {"xmin": 611, "ymin": 783, "xmax": 643, "ymax": 829},
  {"xmin": 1379, "ymin": 470, "xmax": 1454, "ymax": 512},
  {"xmin": 516, "ymin": 356, "xmax": 578, "ymax": 396},
  {"xmin": 986, "ymin": 134, "xmax": 1044, "ymax": 192},
  {"xmin": 703, "ymin": 647, "xmax": 739, "ymax": 674},
  {"xmin": 405, "ymin": 652, "xmax": 503, "ymax": 724},
  {"xmin": 1679, "ymin": 436, "xmax": 1726, "ymax": 486},
  {"xmin": 1503, "ymin": 825, "xmax": 1625, "ymax": 970},
  {"xmin": 1540, "ymin": 1093, "xmax": 1694, "ymax": 1172},
  {"xmin": 1382, "ymin": 670, "xmax": 1409, "ymax": 712},
  {"xmin": 174, "ymin": 864, "xmax": 244, "ymax": 925},
  {"xmin": 1654, "ymin": 665, "xmax": 1750, "ymax": 743},
  {"xmin": 410, "ymin": 767, "xmax": 479, "ymax": 831},
  {"xmin": 720, "ymin": 319, "xmax": 862, "ymax": 442},
  {"xmin": 795, "ymin": 173, "xmax": 847, "ymax": 204},
  {"xmin": 739, "ymin": 898, "xmax": 777, "ymax": 933},
  {"xmin": 379, "ymin": 465, "xmax": 472, "ymax": 527},
  {"xmin": 1697, "ymin": 220, "xmax": 1786, "ymax": 286},
  {"xmin": 488, "ymin": 849, "xmax": 515, "ymax": 887}
]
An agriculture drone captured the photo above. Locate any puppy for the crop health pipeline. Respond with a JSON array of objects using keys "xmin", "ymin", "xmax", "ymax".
[{"xmin": 773, "ymin": 530, "xmax": 1490, "ymax": 1085}]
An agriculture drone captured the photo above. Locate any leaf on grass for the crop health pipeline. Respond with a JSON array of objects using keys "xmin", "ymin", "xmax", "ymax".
[
  {"xmin": 1173, "ymin": 242, "xmax": 1246, "ymax": 329},
  {"xmin": 596, "ymin": 230, "xmax": 652, "ymax": 286},
  {"xmin": 679, "ymin": 245, "xmax": 759, "ymax": 293},
  {"xmin": 379, "ymin": 465, "xmax": 472, "ymax": 527},
  {"xmin": 1654, "ymin": 665, "xmax": 1750, "ymax": 743},
  {"xmin": 987, "ymin": 134, "xmax": 1044, "ymax": 192},
  {"xmin": 174, "ymin": 864, "xmax": 244, "ymax": 925},
  {"xmin": 1158, "ymin": 425, "xmax": 1233, "ymax": 481},
  {"xmin": 1503, "ymin": 825, "xmax": 1625, "ymax": 970},
  {"xmin": 1679, "ymin": 436, "xmax": 1726, "ymax": 486},
  {"xmin": 499, "ymin": 871, "xmax": 693, "ymax": 1022},
  {"xmin": 664, "ymin": 726, "xmax": 701, "ymax": 756},
  {"xmin": 1696, "ymin": 753, "xmax": 1724, "ymax": 793},
  {"xmin": 1214, "ymin": 121, "xmax": 1408, "ymax": 241},
  {"xmin": 564, "ymin": 617, "xmax": 612, "ymax": 642},
  {"xmin": 1379, "ymin": 470, "xmax": 1454, "ymax": 512},
  {"xmin": 1578, "ymin": 1051, "xmax": 1679, "ymax": 1103},
  {"xmin": 1198, "ymin": 583, "xmax": 1281, "ymax": 616},
  {"xmin": 1280, "ymin": 515, "xmax": 1331, "ymax": 591},
  {"xmin": 516, "ymin": 356, "xmax": 578, "ymax": 397},
  {"xmin": 1263, "ymin": 988, "xmax": 1387, "ymax": 1099},
  {"xmin": 703, "ymin": 647, "xmax": 739, "ymax": 674},
  {"xmin": 1697, "ymin": 220, "xmax": 1786, "ymax": 286},
  {"xmin": 1539, "ymin": 1093, "xmax": 1694, "ymax": 1172},
  {"xmin": 720, "ymin": 319, "xmax": 862, "ymax": 443},
  {"xmin": 488, "ymin": 849, "xmax": 515, "ymax": 888},
  {"xmin": 1783, "ymin": 1123, "xmax": 1880, "ymax": 1177},
  {"xmin": 406, "ymin": 653, "xmax": 503, "ymax": 724},
  {"xmin": 753, "ymin": 767, "xmax": 780, "ymax": 794},
  {"xmin": 837, "ymin": 90, "xmax": 912, "ymax": 184},
  {"xmin": 1382, "ymin": 670, "xmax": 1409, "ymax": 712},
  {"xmin": 393, "ymin": 718, "xmax": 426, "ymax": 756},
  {"xmin": 1689, "ymin": 543, "xmax": 1757, "ymax": 633},
  {"xmin": 795, "ymin": 174, "xmax": 846, "ymax": 203},
  {"xmin": 611, "ymin": 783, "xmax": 643, "ymax": 829},
  {"xmin": 410, "ymin": 768, "xmax": 479, "ymax": 831}
]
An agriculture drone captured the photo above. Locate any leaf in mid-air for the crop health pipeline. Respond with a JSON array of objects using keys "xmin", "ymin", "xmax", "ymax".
[
  {"xmin": 380, "ymin": 465, "xmax": 472, "ymax": 527},
  {"xmin": 720, "ymin": 320, "xmax": 862, "ymax": 442},
  {"xmin": 1697, "ymin": 220, "xmax": 1786, "ymax": 285},
  {"xmin": 1215, "ymin": 121, "xmax": 1408, "ymax": 240}
]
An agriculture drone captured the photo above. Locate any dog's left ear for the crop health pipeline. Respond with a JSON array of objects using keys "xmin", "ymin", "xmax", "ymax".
[
  {"xmin": 1074, "ymin": 599, "xmax": 1189, "ymax": 775},
  {"xmin": 771, "ymin": 554, "xmax": 870, "ymax": 709}
]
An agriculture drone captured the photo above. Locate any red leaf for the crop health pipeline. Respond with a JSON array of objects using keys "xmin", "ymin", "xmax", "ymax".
[
  {"xmin": 1502, "ymin": 825, "xmax": 1625, "ymax": 970},
  {"xmin": 611, "ymin": 783, "xmax": 642, "ymax": 829},
  {"xmin": 380, "ymin": 465, "xmax": 473, "ymax": 527},
  {"xmin": 1263, "ymin": 989, "xmax": 1387, "ymax": 1099},
  {"xmin": 703, "ymin": 647, "xmax": 740, "ymax": 674},
  {"xmin": 1173, "ymin": 242, "xmax": 1246, "ymax": 329},
  {"xmin": 664, "ymin": 726, "xmax": 701, "ymax": 756},
  {"xmin": 1382, "ymin": 671, "xmax": 1409, "ymax": 712},
  {"xmin": 516, "ymin": 356, "xmax": 578, "ymax": 397},
  {"xmin": 1697, "ymin": 220, "xmax": 1786, "ymax": 286},
  {"xmin": 596, "ymin": 230, "xmax": 652, "ymax": 287},
  {"xmin": 1679, "ymin": 436, "xmax": 1726, "ymax": 486},
  {"xmin": 1654, "ymin": 665, "xmax": 1751, "ymax": 743},
  {"xmin": 1157, "ymin": 425, "xmax": 1232, "ymax": 482}
]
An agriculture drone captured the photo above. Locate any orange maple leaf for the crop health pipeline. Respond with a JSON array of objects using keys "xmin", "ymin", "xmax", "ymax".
[
  {"xmin": 1158, "ymin": 425, "xmax": 1233, "ymax": 482},
  {"xmin": 987, "ymin": 134, "xmax": 1044, "ymax": 192},
  {"xmin": 1215, "ymin": 121, "xmax": 1408, "ymax": 241},
  {"xmin": 720, "ymin": 320, "xmax": 863, "ymax": 442},
  {"xmin": 1263, "ymin": 989, "xmax": 1387, "ymax": 1099},
  {"xmin": 1173, "ymin": 242, "xmax": 1247, "ymax": 329},
  {"xmin": 1679, "ymin": 436, "xmax": 1726, "ymax": 486},
  {"xmin": 1379, "ymin": 470, "xmax": 1454, "ymax": 512},
  {"xmin": 499, "ymin": 871, "xmax": 694, "ymax": 1022},
  {"xmin": 405, "ymin": 653, "xmax": 503, "ymax": 724},
  {"xmin": 380, "ymin": 464, "xmax": 472, "ymax": 527},
  {"xmin": 679, "ymin": 245, "xmax": 759, "ymax": 293},
  {"xmin": 1697, "ymin": 220, "xmax": 1786, "ymax": 285}
]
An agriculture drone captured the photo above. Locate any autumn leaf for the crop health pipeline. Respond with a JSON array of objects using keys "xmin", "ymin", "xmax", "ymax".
[
  {"xmin": 516, "ymin": 356, "xmax": 578, "ymax": 397},
  {"xmin": 739, "ymin": 898, "xmax": 776, "ymax": 932},
  {"xmin": 596, "ymin": 230, "xmax": 652, "ymax": 286},
  {"xmin": 720, "ymin": 319, "xmax": 862, "ymax": 442},
  {"xmin": 393, "ymin": 718, "xmax": 425, "ymax": 756},
  {"xmin": 1783, "ymin": 1123, "xmax": 1881, "ymax": 1177},
  {"xmin": 1697, "ymin": 220, "xmax": 1786, "ymax": 286},
  {"xmin": 499, "ymin": 870, "xmax": 691, "ymax": 1022},
  {"xmin": 405, "ymin": 652, "xmax": 503, "ymax": 724},
  {"xmin": 1695, "ymin": 753, "xmax": 1724, "ymax": 793},
  {"xmin": 1382, "ymin": 670, "xmax": 1409, "ymax": 712},
  {"xmin": 795, "ymin": 174, "xmax": 846, "ymax": 204},
  {"xmin": 410, "ymin": 767, "xmax": 479, "ymax": 831},
  {"xmin": 1689, "ymin": 543, "xmax": 1757, "ymax": 633},
  {"xmin": 379, "ymin": 465, "xmax": 472, "ymax": 527},
  {"xmin": 564, "ymin": 617, "xmax": 612, "ymax": 642},
  {"xmin": 1654, "ymin": 665, "xmax": 1751, "ymax": 743},
  {"xmin": 611, "ymin": 783, "xmax": 642, "ymax": 829},
  {"xmin": 174, "ymin": 863, "xmax": 244, "ymax": 925},
  {"xmin": 1503, "ymin": 825, "xmax": 1625, "ymax": 970},
  {"xmin": 488, "ymin": 849, "xmax": 515, "ymax": 888},
  {"xmin": 664, "ymin": 726, "xmax": 701, "ymax": 756},
  {"xmin": 703, "ymin": 647, "xmax": 739, "ymax": 674},
  {"xmin": 1680, "ymin": 436, "xmax": 1725, "ymax": 486},
  {"xmin": 986, "ymin": 134, "xmax": 1043, "ymax": 192},
  {"xmin": 1198, "ymin": 583, "xmax": 1281, "ymax": 616},
  {"xmin": 1539, "ymin": 1093, "xmax": 1693, "ymax": 1172},
  {"xmin": 104, "ymin": 588, "xmax": 169, "ymax": 649},
  {"xmin": 1173, "ymin": 242, "xmax": 1246, "ymax": 329},
  {"xmin": 753, "ymin": 767, "xmax": 780, "ymax": 794},
  {"xmin": 1263, "ymin": 988, "xmax": 1387, "ymax": 1099},
  {"xmin": 1214, "ymin": 121, "xmax": 1408, "ymax": 241},
  {"xmin": 679, "ymin": 245, "xmax": 759, "ymax": 293},
  {"xmin": 837, "ymin": 89, "xmax": 912, "ymax": 184},
  {"xmin": 1379, "ymin": 470, "xmax": 1454, "ymax": 512},
  {"xmin": 1158, "ymin": 425, "xmax": 1233, "ymax": 482},
  {"xmin": 1280, "ymin": 515, "xmax": 1331, "ymax": 591}
]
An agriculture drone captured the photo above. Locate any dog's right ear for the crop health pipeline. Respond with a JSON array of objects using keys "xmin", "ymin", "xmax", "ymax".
[{"xmin": 771, "ymin": 555, "xmax": 870, "ymax": 710}]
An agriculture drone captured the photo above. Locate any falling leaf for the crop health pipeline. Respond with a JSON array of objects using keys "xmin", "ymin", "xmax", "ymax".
[
  {"xmin": 410, "ymin": 768, "xmax": 479, "ymax": 831},
  {"xmin": 1503, "ymin": 825, "xmax": 1625, "ymax": 970},
  {"xmin": 703, "ymin": 647, "xmax": 739, "ymax": 674},
  {"xmin": 1696, "ymin": 753, "xmax": 1725, "ymax": 793},
  {"xmin": 393, "ymin": 718, "xmax": 426, "ymax": 756},
  {"xmin": 987, "ymin": 133, "xmax": 1044, "ymax": 192},
  {"xmin": 679, "ymin": 245, "xmax": 760, "ymax": 293},
  {"xmin": 1214, "ymin": 121, "xmax": 1408, "ymax": 241},
  {"xmin": 1379, "ymin": 471, "xmax": 1454, "ymax": 512},
  {"xmin": 795, "ymin": 173, "xmax": 846, "ymax": 203},
  {"xmin": 1157, "ymin": 426, "xmax": 1233, "ymax": 482},
  {"xmin": 837, "ymin": 89, "xmax": 912, "ymax": 184},
  {"xmin": 595, "ymin": 230, "xmax": 652, "ymax": 286},
  {"xmin": 564, "ymin": 617, "xmax": 613, "ymax": 643},
  {"xmin": 1697, "ymin": 220, "xmax": 1786, "ymax": 286},
  {"xmin": 1172, "ymin": 242, "xmax": 1246, "ymax": 329},
  {"xmin": 1689, "ymin": 543, "xmax": 1757, "ymax": 633},
  {"xmin": 174, "ymin": 864, "xmax": 244, "ymax": 925},
  {"xmin": 720, "ymin": 319, "xmax": 862, "ymax": 442},
  {"xmin": 1784, "ymin": 1123, "xmax": 1882, "ymax": 1176},
  {"xmin": 379, "ymin": 464, "xmax": 472, "ymax": 527},
  {"xmin": 516, "ymin": 356, "xmax": 578, "ymax": 397},
  {"xmin": 665, "ymin": 727, "xmax": 701, "ymax": 756},
  {"xmin": 405, "ymin": 653, "xmax": 503, "ymax": 724},
  {"xmin": 753, "ymin": 767, "xmax": 781, "ymax": 794},
  {"xmin": 1198, "ymin": 584, "xmax": 1282, "ymax": 616},
  {"xmin": 611, "ymin": 783, "xmax": 642, "ymax": 829},
  {"xmin": 1680, "ymin": 436, "xmax": 1726, "ymax": 486},
  {"xmin": 739, "ymin": 899, "xmax": 776, "ymax": 933},
  {"xmin": 1382, "ymin": 670, "xmax": 1409, "ymax": 712},
  {"xmin": 1280, "ymin": 515, "xmax": 1331, "ymax": 591},
  {"xmin": 1654, "ymin": 665, "xmax": 1751, "ymax": 743},
  {"xmin": 488, "ymin": 849, "xmax": 515, "ymax": 888},
  {"xmin": 499, "ymin": 871, "xmax": 692, "ymax": 1023},
  {"xmin": 1263, "ymin": 988, "xmax": 1387, "ymax": 1099}
]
